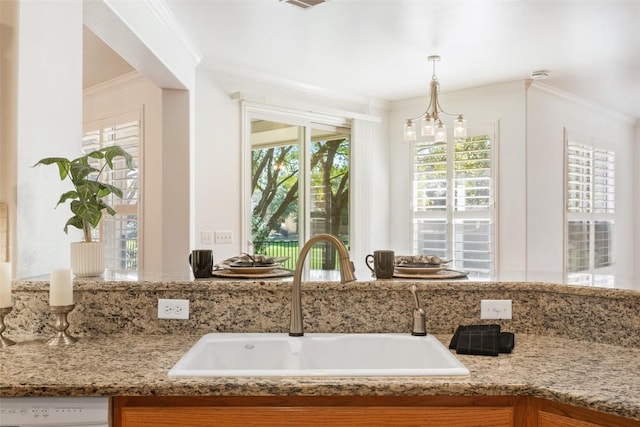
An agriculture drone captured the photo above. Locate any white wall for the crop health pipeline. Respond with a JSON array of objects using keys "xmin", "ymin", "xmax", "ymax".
[
  {"xmin": 83, "ymin": 73, "xmax": 190, "ymax": 273},
  {"xmin": 526, "ymin": 83, "xmax": 636, "ymax": 280},
  {"xmin": 192, "ymin": 71, "xmax": 242, "ymax": 263},
  {"xmin": 6, "ymin": 1, "xmax": 637, "ymax": 282},
  {"xmin": 389, "ymin": 80, "xmax": 637, "ymax": 281},
  {"xmin": 14, "ymin": 0, "xmax": 84, "ymax": 278},
  {"xmin": 0, "ymin": 1, "xmax": 17, "ymax": 266},
  {"xmin": 389, "ymin": 81, "xmax": 529, "ymax": 276},
  {"xmin": 84, "ymin": 73, "xmax": 160, "ymax": 271},
  {"xmin": 84, "ymin": 0, "xmax": 197, "ymax": 271},
  {"xmin": 1, "ymin": 0, "xmax": 196, "ymax": 278},
  {"xmin": 83, "ymin": 0, "xmax": 197, "ymax": 91},
  {"xmin": 636, "ymin": 122, "xmax": 640, "ymax": 281},
  {"xmin": 160, "ymin": 89, "xmax": 190, "ymax": 271},
  {"xmin": 192, "ymin": 69, "xmax": 387, "ymax": 272}
]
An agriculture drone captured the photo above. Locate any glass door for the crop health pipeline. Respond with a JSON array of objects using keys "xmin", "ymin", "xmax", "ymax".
[
  {"xmin": 248, "ymin": 117, "xmax": 350, "ymax": 274},
  {"xmin": 250, "ymin": 119, "xmax": 302, "ymax": 270}
]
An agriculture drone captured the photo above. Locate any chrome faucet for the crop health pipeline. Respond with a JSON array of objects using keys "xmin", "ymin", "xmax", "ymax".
[{"xmin": 289, "ymin": 234, "xmax": 356, "ymax": 336}]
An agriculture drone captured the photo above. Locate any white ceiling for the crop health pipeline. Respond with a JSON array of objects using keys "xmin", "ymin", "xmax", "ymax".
[{"xmin": 86, "ymin": 0, "xmax": 640, "ymax": 120}]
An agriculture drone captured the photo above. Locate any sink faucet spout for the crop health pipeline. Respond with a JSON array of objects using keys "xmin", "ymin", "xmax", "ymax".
[{"xmin": 290, "ymin": 234, "xmax": 356, "ymax": 336}]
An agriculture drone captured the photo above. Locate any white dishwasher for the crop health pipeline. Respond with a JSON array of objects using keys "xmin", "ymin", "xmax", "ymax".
[{"xmin": 0, "ymin": 397, "xmax": 108, "ymax": 427}]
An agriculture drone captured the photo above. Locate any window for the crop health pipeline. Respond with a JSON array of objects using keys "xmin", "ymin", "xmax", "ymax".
[
  {"xmin": 411, "ymin": 125, "xmax": 496, "ymax": 278},
  {"xmin": 565, "ymin": 133, "xmax": 615, "ymax": 284},
  {"xmin": 83, "ymin": 110, "xmax": 141, "ymax": 270},
  {"xmin": 246, "ymin": 108, "xmax": 350, "ymax": 273}
]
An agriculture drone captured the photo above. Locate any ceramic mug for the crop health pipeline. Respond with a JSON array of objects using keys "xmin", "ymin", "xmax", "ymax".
[
  {"xmin": 189, "ymin": 249, "xmax": 214, "ymax": 278},
  {"xmin": 365, "ymin": 250, "xmax": 395, "ymax": 279}
]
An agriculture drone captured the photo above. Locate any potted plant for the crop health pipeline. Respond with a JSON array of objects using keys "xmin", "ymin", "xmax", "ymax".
[{"xmin": 34, "ymin": 146, "xmax": 134, "ymax": 276}]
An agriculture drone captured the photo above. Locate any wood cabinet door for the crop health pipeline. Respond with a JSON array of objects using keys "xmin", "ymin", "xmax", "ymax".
[
  {"xmin": 538, "ymin": 411, "xmax": 604, "ymax": 427},
  {"xmin": 119, "ymin": 406, "xmax": 514, "ymax": 427},
  {"xmin": 533, "ymin": 398, "xmax": 640, "ymax": 427}
]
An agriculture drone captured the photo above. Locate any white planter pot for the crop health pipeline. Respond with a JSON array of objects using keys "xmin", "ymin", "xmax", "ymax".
[{"xmin": 70, "ymin": 242, "xmax": 105, "ymax": 277}]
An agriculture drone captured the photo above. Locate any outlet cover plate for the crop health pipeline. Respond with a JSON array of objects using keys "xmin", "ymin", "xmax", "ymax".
[
  {"xmin": 215, "ymin": 231, "xmax": 232, "ymax": 244},
  {"xmin": 481, "ymin": 299, "xmax": 512, "ymax": 320},
  {"xmin": 158, "ymin": 299, "xmax": 190, "ymax": 319},
  {"xmin": 200, "ymin": 231, "xmax": 213, "ymax": 245}
]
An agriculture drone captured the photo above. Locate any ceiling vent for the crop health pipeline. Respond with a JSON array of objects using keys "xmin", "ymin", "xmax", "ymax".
[
  {"xmin": 531, "ymin": 70, "xmax": 551, "ymax": 80},
  {"xmin": 281, "ymin": 0, "xmax": 327, "ymax": 9}
]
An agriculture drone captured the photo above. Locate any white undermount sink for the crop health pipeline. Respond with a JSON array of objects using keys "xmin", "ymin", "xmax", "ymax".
[{"xmin": 168, "ymin": 333, "xmax": 469, "ymax": 377}]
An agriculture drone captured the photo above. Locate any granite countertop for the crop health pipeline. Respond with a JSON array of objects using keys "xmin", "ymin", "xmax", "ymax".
[
  {"xmin": 4, "ymin": 274, "xmax": 640, "ymax": 420},
  {"xmin": 1, "ymin": 333, "xmax": 639, "ymax": 421}
]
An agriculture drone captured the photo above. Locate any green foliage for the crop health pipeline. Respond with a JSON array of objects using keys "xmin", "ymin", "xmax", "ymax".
[
  {"xmin": 34, "ymin": 146, "xmax": 134, "ymax": 242},
  {"xmin": 251, "ymin": 137, "xmax": 350, "ymax": 247},
  {"xmin": 251, "ymin": 144, "xmax": 300, "ymax": 234},
  {"xmin": 251, "ymin": 215, "xmax": 270, "ymax": 254},
  {"xmin": 414, "ymin": 135, "xmax": 491, "ymax": 210},
  {"xmin": 254, "ymin": 240, "xmax": 348, "ymax": 271}
]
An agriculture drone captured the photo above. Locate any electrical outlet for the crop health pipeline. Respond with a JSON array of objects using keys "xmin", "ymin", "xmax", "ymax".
[
  {"xmin": 215, "ymin": 231, "xmax": 232, "ymax": 244},
  {"xmin": 200, "ymin": 231, "xmax": 213, "ymax": 245},
  {"xmin": 480, "ymin": 299, "xmax": 512, "ymax": 319},
  {"xmin": 158, "ymin": 299, "xmax": 190, "ymax": 319}
]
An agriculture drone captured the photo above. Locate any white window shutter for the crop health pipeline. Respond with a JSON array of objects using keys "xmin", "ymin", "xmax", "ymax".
[
  {"xmin": 566, "ymin": 135, "xmax": 615, "ymax": 284},
  {"xmin": 412, "ymin": 128, "xmax": 495, "ymax": 277}
]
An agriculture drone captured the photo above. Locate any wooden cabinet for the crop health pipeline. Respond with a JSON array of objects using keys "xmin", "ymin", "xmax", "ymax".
[
  {"xmin": 114, "ymin": 396, "xmax": 517, "ymax": 427},
  {"xmin": 113, "ymin": 396, "xmax": 640, "ymax": 427},
  {"xmin": 117, "ymin": 406, "xmax": 514, "ymax": 427},
  {"xmin": 538, "ymin": 411, "xmax": 603, "ymax": 427},
  {"xmin": 532, "ymin": 398, "xmax": 640, "ymax": 427}
]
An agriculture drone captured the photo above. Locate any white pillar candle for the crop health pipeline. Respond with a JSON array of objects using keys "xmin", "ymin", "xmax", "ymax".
[
  {"xmin": 0, "ymin": 262, "xmax": 11, "ymax": 308},
  {"xmin": 50, "ymin": 268, "xmax": 73, "ymax": 306}
]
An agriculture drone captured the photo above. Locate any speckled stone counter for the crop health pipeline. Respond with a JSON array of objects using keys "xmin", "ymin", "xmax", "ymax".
[
  {"xmin": 2, "ymin": 275, "xmax": 640, "ymax": 421},
  {"xmin": 6, "ymin": 275, "xmax": 640, "ymax": 347},
  {"xmin": 1, "ymin": 334, "xmax": 639, "ymax": 421}
]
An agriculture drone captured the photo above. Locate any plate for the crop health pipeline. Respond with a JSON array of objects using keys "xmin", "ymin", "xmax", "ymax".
[
  {"xmin": 393, "ymin": 269, "xmax": 468, "ymax": 280},
  {"xmin": 394, "ymin": 265, "xmax": 445, "ymax": 275},
  {"xmin": 212, "ymin": 268, "xmax": 294, "ymax": 279},
  {"xmin": 396, "ymin": 262, "xmax": 446, "ymax": 268},
  {"xmin": 225, "ymin": 265, "xmax": 278, "ymax": 274},
  {"xmin": 229, "ymin": 262, "xmax": 276, "ymax": 268}
]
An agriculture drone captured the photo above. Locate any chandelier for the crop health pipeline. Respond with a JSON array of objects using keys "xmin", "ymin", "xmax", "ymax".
[{"xmin": 403, "ymin": 55, "xmax": 467, "ymax": 144}]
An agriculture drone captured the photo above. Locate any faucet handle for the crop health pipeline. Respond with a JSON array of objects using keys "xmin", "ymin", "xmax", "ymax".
[
  {"xmin": 410, "ymin": 285, "xmax": 427, "ymax": 336},
  {"xmin": 412, "ymin": 308, "xmax": 427, "ymax": 336}
]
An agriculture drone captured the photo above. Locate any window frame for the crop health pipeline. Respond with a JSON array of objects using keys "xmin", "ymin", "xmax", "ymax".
[
  {"xmin": 564, "ymin": 129, "xmax": 616, "ymax": 283},
  {"xmin": 410, "ymin": 122, "xmax": 498, "ymax": 278},
  {"xmin": 82, "ymin": 109, "xmax": 143, "ymax": 271},
  {"xmin": 241, "ymin": 102, "xmax": 353, "ymax": 272}
]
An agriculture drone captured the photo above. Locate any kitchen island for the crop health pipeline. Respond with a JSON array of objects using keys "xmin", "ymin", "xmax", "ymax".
[{"xmin": 1, "ymin": 275, "xmax": 639, "ymax": 424}]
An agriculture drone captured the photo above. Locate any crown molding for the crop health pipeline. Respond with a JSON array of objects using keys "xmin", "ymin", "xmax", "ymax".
[
  {"xmin": 142, "ymin": 0, "xmax": 202, "ymax": 68},
  {"xmin": 528, "ymin": 80, "xmax": 635, "ymax": 125},
  {"xmin": 205, "ymin": 60, "xmax": 389, "ymax": 114},
  {"xmin": 391, "ymin": 80, "xmax": 530, "ymax": 111},
  {"xmin": 232, "ymin": 91, "xmax": 381, "ymax": 124},
  {"xmin": 83, "ymin": 71, "xmax": 148, "ymax": 96}
]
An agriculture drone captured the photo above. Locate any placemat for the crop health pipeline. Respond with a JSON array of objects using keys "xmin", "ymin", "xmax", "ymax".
[
  {"xmin": 393, "ymin": 269, "xmax": 468, "ymax": 280},
  {"xmin": 211, "ymin": 268, "xmax": 294, "ymax": 279}
]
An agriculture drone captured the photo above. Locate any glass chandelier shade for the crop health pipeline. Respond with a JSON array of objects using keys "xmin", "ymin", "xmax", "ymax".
[
  {"xmin": 421, "ymin": 115, "xmax": 436, "ymax": 136},
  {"xmin": 403, "ymin": 119, "xmax": 416, "ymax": 141},
  {"xmin": 434, "ymin": 121, "xmax": 447, "ymax": 143},
  {"xmin": 403, "ymin": 56, "xmax": 467, "ymax": 144},
  {"xmin": 453, "ymin": 115, "xmax": 467, "ymax": 138}
]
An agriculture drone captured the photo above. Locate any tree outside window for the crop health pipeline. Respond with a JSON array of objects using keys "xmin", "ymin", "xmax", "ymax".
[{"xmin": 250, "ymin": 119, "xmax": 350, "ymax": 271}]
